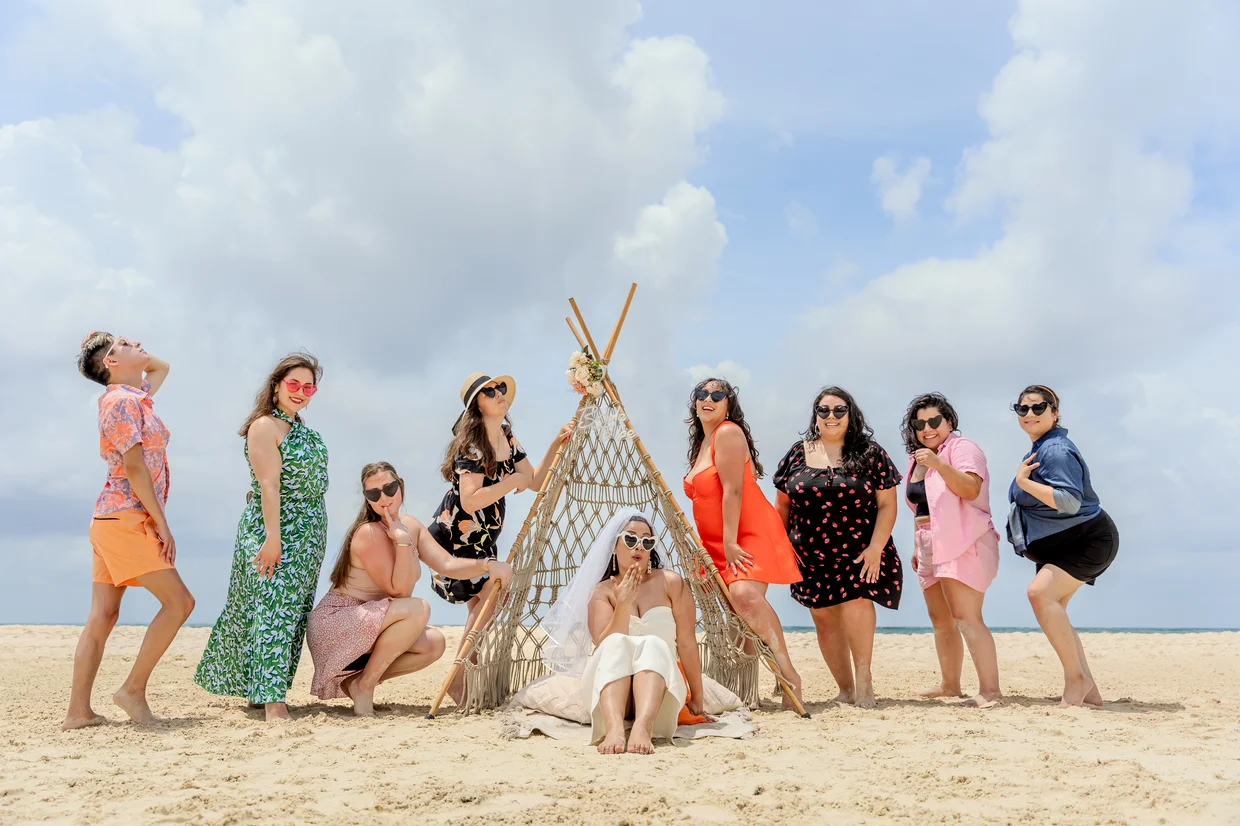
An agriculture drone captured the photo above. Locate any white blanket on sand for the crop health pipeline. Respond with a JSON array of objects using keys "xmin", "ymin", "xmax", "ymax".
[{"xmin": 500, "ymin": 708, "xmax": 755, "ymax": 742}]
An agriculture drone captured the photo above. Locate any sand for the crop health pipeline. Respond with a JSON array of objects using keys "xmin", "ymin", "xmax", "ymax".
[{"xmin": 2, "ymin": 627, "xmax": 1238, "ymax": 825}]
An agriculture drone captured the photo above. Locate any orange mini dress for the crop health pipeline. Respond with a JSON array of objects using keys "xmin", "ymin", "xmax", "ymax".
[{"xmin": 682, "ymin": 423, "xmax": 803, "ymax": 587}]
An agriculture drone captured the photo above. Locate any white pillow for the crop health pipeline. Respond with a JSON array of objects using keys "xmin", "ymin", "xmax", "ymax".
[
  {"xmin": 510, "ymin": 673, "xmax": 743, "ymax": 722},
  {"xmin": 510, "ymin": 674, "xmax": 590, "ymax": 724}
]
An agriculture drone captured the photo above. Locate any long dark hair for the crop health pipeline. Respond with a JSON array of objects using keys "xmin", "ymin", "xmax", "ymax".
[
  {"xmin": 239, "ymin": 352, "xmax": 322, "ymax": 437},
  {"xmin": 330, "ymin": 462, "xmax": 403, "ymax": 589},
  {"xmin": 600, "ymin": 515, "xmax": 664, "ymax": 581},
  {"xmin": 899, "ymin": 392, "xmax": 961, "ymax": 454},
  {"xmin": 802, "ymin": 386, "xmax": 882, "ymax": 476},
  {"xmin": 685, "ymin": 378, "xmax": 765, "ymax": 478},
  {"xmin": 440, "ymin": 399, "xmax": 513, "ymax": 481}
]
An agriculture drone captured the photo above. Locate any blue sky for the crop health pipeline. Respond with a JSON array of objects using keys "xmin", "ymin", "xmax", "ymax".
[{"xmin": 2, "ymin": 0, "xmax": 1238, "ymax": 631}]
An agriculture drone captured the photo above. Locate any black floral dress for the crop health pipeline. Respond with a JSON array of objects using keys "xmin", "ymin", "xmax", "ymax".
[
  {"xmin": 429, "ymin": 430, "xmax": 527, "ymax": 604},
  {"xmin": 772, "ymin": 440, "xmax": 904, "ymax": 610}
]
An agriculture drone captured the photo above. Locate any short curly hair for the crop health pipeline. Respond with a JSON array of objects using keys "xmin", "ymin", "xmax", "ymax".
[{"xmin": 78, "ymin": 332, "xmax": 115, "ymax": 387}]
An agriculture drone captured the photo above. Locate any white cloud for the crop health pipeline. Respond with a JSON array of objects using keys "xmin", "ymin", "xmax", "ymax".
[
  {"xmin": 784, "ymin": 200, "xmax": 818, "ymax": 239},
  {"xmin": 776, "ymin": 0, "xmax": 1240, "ymax": 623},
  {"xmin": 0, "ymin": 0, "xmax": 727, "ymax": 623},
  {"xmin": 687, "ymin": 361, "xmax": 752, "ymax": 389},
  {"xmin": 870, "ymin": 154, "xmax": 932, "ymax": 222}
]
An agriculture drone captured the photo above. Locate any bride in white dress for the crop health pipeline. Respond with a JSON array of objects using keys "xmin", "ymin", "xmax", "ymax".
[{"xmin": 542, "ymin": 508, "xmax": 706, "ymax": 754}]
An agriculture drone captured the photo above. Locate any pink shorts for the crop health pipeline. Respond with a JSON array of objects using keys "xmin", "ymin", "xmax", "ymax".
[{"xmin": 915, "ymin": 525, "xmax": 999, "ymax": 594}]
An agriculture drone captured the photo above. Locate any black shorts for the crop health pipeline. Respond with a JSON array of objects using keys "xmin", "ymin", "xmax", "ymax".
[{"xmin": 1024, "ymin": 511, "xmax": 1118, "ymax": 586}]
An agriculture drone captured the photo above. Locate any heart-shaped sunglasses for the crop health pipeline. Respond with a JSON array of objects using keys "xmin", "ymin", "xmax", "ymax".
[
  {"xmin": 363, "ymin": 480, "xmax": 401, "ymax": 502},
  {"xmin": 911, "ymin": 415, "xmax": 944, "ymax": 431},
  {"xmin": 620, "ymin": 532, "xmax": 658, "ymax": 552},
  {"xmin": 1012, "ymin": 402, "xmax": 1051, "ymax": 416}
]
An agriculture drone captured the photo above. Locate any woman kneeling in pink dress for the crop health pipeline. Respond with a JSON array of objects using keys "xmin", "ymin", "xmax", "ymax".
[{"xmin": 306, "ymin": 462, "xmax": 512, "ymax": 715}]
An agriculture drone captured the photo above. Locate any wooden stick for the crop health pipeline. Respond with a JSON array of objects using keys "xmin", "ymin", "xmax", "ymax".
[
  {"xmin": 426, "ymin": 396, "xmax": 588, "ymax": 719},
  {"xmin": 566, "ymin": 316, "xmax": 587, "ymax": 350},
  {"xmin": 568, "ymin": 298, "xmax": 601, "ymax": 358},
  {"xmin": 601, "ymin": 378, "xmax": 811, "ymax": 718},
  {"xmin": 601, "ymin": 283, "xmax": 637, "ymax": 363}
]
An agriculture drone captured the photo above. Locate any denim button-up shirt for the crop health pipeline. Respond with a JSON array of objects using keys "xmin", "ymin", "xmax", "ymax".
[{"xmin": 1007, "ymin": 427, "xmax": 1100, "ymax": 553}]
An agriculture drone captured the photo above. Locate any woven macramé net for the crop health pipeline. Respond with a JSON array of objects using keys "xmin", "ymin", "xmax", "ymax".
[{"xmin": 459, "ymin": 392, "xmax": 775, "ymax": 714}]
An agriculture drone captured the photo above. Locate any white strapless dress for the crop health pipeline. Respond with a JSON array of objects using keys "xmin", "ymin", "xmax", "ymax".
[{"xmin": 579, "ymin": 605, "xmax": 687, "ymax": 745}]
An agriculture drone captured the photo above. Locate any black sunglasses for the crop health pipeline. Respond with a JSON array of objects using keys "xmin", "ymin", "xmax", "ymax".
[
  {"xmin": 1012, "ymin": 402, "xmax": 1051, "ymax": 416},
  {"xmin": 620, "ymin": 532, "xmax": 658, "ymax": 552},
  {"xmin": 911, "ymin": 415, "xmax": 944, "ymax": 432},
  {"xmin": 364, "ymin": 480, "xmax": 401, "ymax": 502},
  {"xmin": 815, "ymin": 404, "xmax": 849, "ymax": 419},
  {"xmin": 479, "ymin": 382, "xmax": 508, "ymax": 398},
  {"xmin": 693, "ymin": 388, "xmax": 728, "ymax": 403}
]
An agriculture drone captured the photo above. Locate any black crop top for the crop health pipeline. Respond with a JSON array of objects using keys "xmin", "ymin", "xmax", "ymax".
[{"xmin": 906, "ymin": 477, "xmax": 930, "ymax": 517}]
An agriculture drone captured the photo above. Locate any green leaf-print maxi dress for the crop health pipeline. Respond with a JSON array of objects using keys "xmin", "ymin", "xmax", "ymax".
[{"xmin": 194, "ymin": 409, "xmax": 329, "ymax": 704}]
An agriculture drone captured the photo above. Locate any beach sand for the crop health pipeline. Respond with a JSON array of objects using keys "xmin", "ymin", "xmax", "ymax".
[{"xmin": 3, "ymin": 627, "xmax": 1238, "ymax": 825}]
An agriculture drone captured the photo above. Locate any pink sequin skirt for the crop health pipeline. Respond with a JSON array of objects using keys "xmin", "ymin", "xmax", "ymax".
[{"xmin": 306, "ymin": 591, "xmax": 392, "ymax": 699}]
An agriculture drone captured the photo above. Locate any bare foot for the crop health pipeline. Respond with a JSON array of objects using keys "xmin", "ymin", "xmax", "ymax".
[
  {"xmin": 1059, "ymin": 675, "xmax": 1095, "ymax": 708},
  {"xmin": 344, "ymin": 679, "xmax": 374, "ymax": 717},
  {"xmin": 112, "ymin": 688, "xmax": 156, "ymax": 724},
  {"xmin": 1083, "ymin": 684, "xmax": 1103, "ymax": 706},
  {"xmin": 265, "ymin": 702, "xmax": 292, "ymax": 723},
  {"xmin": 597, "ymin": 728, "xmax": 627, "ymax": 755},
  {"xmin": 61, "ymin": 712, "xmax": 107, "ymax": 731},
  {"xmin": 625, "ymin": 722, "xmax": 655, "ymax": 755},
  {"xmin": 962, "ymin": 693, "xmax": 1002, "ymax": 709},
  {"xmin": 854, "ymin": 679, "xmax": 876, "ymax": 709},
  {"xmin": 918, "ymin": 685, "xmax": 965, "ymax": 699},
  {"xmin": 780, "ymin": 680, "xmax": 805, "ymax": 711},
  {"xmin": 447, "ymin": 670, "xmax": 465, "ymax": 707},
  {"xmin": 831, "ymin": 690, "xmax": 855, "ymax": 705}
]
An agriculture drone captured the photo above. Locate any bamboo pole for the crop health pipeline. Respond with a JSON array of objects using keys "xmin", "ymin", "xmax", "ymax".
[
  {"xmin": 601, "ymin": 283, "xmax": 637, "ymax": 363},
  {"xmin": 568, "ymin": 297, "xmax": 601, "ymax": 358},
  {"xmin": 599, "ymin": 375, "xmax": 811, "ymax": 718},
  {"xmin": 425, "ymin": 395, "xmax": 589, "ymax": 719}
]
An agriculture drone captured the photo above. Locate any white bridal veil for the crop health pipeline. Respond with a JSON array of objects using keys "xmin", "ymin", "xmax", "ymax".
[{"xmin": 541, "ymin": 507, "xmax": 655, "ymax": 677}]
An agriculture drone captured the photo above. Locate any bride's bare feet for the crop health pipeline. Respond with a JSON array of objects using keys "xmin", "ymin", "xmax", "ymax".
[
  {"xmin": 112, "ymin": 687, "xmax": 156, "ymax": 724},
  {"xmin": 625, "ymin": 722, "xmax": 655, "ymax": 755},
  {"xmin": 61, "ymin": 711, "xmax": 107, "ymax": 731},
  {"xmin": 1059, "ymin": 675, "xmax": 1095, "ymax": 708},
  {"xmin": 919, "ymin": 685, "xmax": 965, "ymax": 699},
  {"xmin": 1083, "ymin": 683, "xmax": 1103, "ymax": 706},
  {"xmin": 598, "ymin": 727, "xmax": 627, "ymax": 755},
  {"xmin": 265, "ymin": 702, "xmax": 292, "ymax": 723}
]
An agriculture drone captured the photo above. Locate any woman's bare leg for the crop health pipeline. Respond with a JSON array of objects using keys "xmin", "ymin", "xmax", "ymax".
[
  {"xmin": 810, "ymin": 605, "xmax": 854, "ymax": 703},
  {"xmin": 346, "ymin": 598, "xmax": 430, "ymax": 716},
  {"xmin": 728, "ymin": 580, "xmax": 802, "ymax": 706},
  {"xmin": 448, "ymin": 579, "xmax": 500, "ymax": 705},
  {"xmin": 376, "ymin": 629, "xmax": 447, "ymax": 682},
  {"xmin": 62, "ymin": 584, "xmax": 125, "ymax": 731},
  {"xmin": 1026, "ymin": 565, "xmax": 1091, "ymax": 706},
  {"xmin": 941, "ymin": 578, "xmax": 1000, "ymax": 706},
  {"xmin": 626, "ymin": 671, "xmax": 667, "ymax": 755},
  {"xmin": 839, "ymin": 598, "xmax": 877, "ymax": 708},
  {"xmin": 113, "ymin": 569, "xmax": 195, "ymax": 724},
  {"xmin": 596, "ymin": 676, "xmax": 631, "ymax": 754},
  {"xmin": 919, "ymin": 581, "xmax": 965, "ymax": 698}
]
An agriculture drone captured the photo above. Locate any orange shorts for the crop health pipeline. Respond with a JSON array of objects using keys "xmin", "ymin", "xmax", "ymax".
[{"xmin": 90, "ymin": 510, "xmax": 174, "ymax": 587}]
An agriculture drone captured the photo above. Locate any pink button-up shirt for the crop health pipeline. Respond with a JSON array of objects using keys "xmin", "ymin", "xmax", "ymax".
[
  {"xmin": 904, "ymin": 433, "xmax": 996, "ymax": 564},
  {"xmin": 95, "ymin": 380, "xmax": 170, "ymax": 517}
]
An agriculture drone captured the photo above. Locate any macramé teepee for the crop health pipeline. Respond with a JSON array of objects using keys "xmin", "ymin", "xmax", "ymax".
[{"xmin": 426, "ymin": 285, "xmax": 808, "ymax": 718}]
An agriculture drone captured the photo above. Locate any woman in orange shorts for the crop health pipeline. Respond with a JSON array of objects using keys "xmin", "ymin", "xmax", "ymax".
[
  {"xmin": 62, "ymin": 333, "xmax": 196, "ymax": 731},
  {"xmin": 682, "ymin": 378, "xmax": 803, "ymax": 707}
]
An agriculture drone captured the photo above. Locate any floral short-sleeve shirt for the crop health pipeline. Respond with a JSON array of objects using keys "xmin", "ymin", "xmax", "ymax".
[{"xmin": 95, "ymin": 380, "xmax": 170, "ymax": 517}]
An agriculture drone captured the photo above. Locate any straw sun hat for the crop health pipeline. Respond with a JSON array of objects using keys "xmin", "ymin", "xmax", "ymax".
[{"xmin": 459, "ymin": 372, "xmax": 517, "ymax": 411}]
